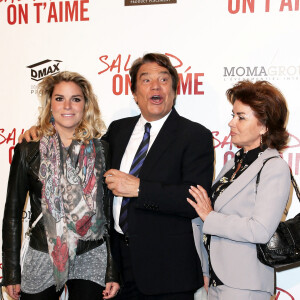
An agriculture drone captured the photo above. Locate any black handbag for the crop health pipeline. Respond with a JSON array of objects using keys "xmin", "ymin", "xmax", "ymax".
[{"xmin": 256, "ymin": 157, "xmax": 300, "ymax": 268}]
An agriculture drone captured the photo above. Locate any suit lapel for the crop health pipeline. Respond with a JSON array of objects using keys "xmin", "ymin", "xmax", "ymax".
[
  {"xmin": 214, "ymin": 148, "xmax": 280, "ymax": 212},
  {"xmin": 113, "ymin": 116, "xmax": 140, "ymax": 169},
  {"xmin": 139, "ymin": 109, "xmax": 179, "ymax": 178},
  {"xmin": 213, "ymin": 159, "xmax": 235, "ymax": 185}
]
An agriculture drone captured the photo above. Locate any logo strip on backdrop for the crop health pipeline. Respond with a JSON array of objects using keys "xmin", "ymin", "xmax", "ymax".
[{"xmin": 125, "ymin": 0, "xmax": 176, "ymax": 6}]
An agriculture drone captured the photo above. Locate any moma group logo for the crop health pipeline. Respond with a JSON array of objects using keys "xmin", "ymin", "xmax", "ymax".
[
  {"xmin": 223, "ymin": 65, "xmax": 300, "ymax": 81},
  {"xmin": 125, "ymin": 0, "xmax": 176, "ymax": 6},
  {"xmin": 27, "ymin": 59, "xmax": 62, "ymax": 82}
]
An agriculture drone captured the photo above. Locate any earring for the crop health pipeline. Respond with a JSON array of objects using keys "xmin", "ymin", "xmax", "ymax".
[
  {"xmin": 50, "ymin": 114, "xmax": 55, "ymax": 124},
  {"xmin": 260, "ymin": 135, "xmax": 263, "ymax": 146}
]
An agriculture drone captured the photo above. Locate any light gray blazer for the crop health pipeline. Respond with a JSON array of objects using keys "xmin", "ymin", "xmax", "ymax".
[{"xmin": 192, "ymin": 148, "xmax": 291, "ymax": 294}]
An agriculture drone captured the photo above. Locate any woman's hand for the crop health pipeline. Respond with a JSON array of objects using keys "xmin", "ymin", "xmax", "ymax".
[
  {"xmin": 203, "ymin": 275, "xmax": 209, "ymax": 293},
  {"xmin": 6, "ymin": 284, "xmax": 21, "ymax": 299},
  {"xmin": 187, "ymin": 185, "xmax": 213, "ymax": 221},
  {"xmin": 103, "ymin": 281, "xmax": 120, "ymax": 299}
]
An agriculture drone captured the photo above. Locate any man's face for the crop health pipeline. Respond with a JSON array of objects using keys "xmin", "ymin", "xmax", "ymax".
[{"xmin": 133, "ymin": 62, "xmax": 175, "ymax": 122}]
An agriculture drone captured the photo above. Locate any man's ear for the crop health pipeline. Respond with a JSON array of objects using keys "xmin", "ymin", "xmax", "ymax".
[{"xmin": 133, "ymin": 94, "xmax": 138, "ymax": 104}]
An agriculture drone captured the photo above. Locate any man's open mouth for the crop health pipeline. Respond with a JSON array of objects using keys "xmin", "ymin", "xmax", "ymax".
[{"xmin": 150, "ymin": 95, "xmax": 162, "ymax": 103}]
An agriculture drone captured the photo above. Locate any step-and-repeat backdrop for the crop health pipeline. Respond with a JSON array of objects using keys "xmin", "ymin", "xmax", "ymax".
[{"xmin": 1, "ymin": 0, "xmax": 300, "ymax": 299}]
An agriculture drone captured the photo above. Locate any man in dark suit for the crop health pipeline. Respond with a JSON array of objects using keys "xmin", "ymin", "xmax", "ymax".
[{"xmin": 103, "ymin": 53, "xmax": 214, "ymax": 299}]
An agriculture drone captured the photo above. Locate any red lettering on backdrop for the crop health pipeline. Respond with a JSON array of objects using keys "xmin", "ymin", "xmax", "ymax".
[
  {"xmin": 0, "ymin": 128, "xmax": 24, "ymax": 163},
  {"xmin": 212, "ymin": 131, "xmax": 233, "ymax": 149},
  {"xmin": 165, "ymin": 53, "xmax": 183, "ymax": 68},
  {"xmin": 34, "ymin": 3, "xmax": 43, "ymax": 23},
  {"xmin": 177, "ymin": 73, "xmax": 204, "ymax": 95},
  {"xmin": 280, "ymin": 0, "xmax": 293, "ymax": 11},
  {"xmin": 243, "ymin": 0, "xmax": 255, "ymax": 12},
  {"xmin": 98, "ymin": 54, "xmax": 132, "ymax": 75},
  {"xmin": 6, "ymin": 1, "xmax": 89, "ymax": 25},
  {"xmin": 112, "ymin": 74, "xmax": 131, "ymax": 96},
  {"xmin": 296, "ymin": 153, "xmax": 300, "ymax": 175},
  {"xmin": 9, "ymin": 146, "xmax": 15, "ymax": 165},
  {"xmin": 178, "ymin": 73, "xmax": 192, "ymax": 95},
  {"xmin": 124, "ymin": 55, "xmax": 132, "ymax": 72},
  {"xmin": 288, "ymin": 153, "xmax": 300, "ymax": 175},
  {"xmin": 125, "ymin": 74, "xmax": 131, "ymax": 95},
  {"xmin": 0, "ymin": 128, "xmax": 17, "ymax": 145},
  {"xmin": 58, "ymin": 1, "xmax": 63, "ymax": 22},
  {"xmin": 228, "ymin": 0, "xmax": 299, "ymax": 13},
  {"xmin": 228, "ymin": 0, "xmax": 240, "ymax": 14},
  {"xmin": 110, "ymin": 55, "xmax": 122, "ymax": 73},
  {"xmin": 227, "ymin": 0, "xmax": 255, "ymax": 13},
  {"xmin": 7, "ymin": 3, "xmax": 28, "ymax": 25},
  {"xmin": 65, "ymin": 1, "xmax": 79, "ymax": 21},
  {"xmin": 98, "ymin": 53, "xmax": 188, "ymax": 75},
  {"xmin": 98, "ymin": 56, "xmax": 110, "ymax": 75},
  {"xmin": 265, "ymin": 0, "xmax": 270, "ymax": 11},
  {"xmin": 48, "ymin": 2, "xmax": 58, "ymax": 22},
  {"xmin": 112, "ymin": 74, "xmax": 123, "ymax": 96},
  {"xmin": 224, "ymin": 151, "xmax": 235, "ymax": 164},
  {"xmin": 80, "ymin": 0, "xmax": 89, "ymax": 21},
  {"xmin": 286, "ymin": 133, "xmax": 300, "ymax": 148},
  {"xmin": 276, "ymin": 287, "xmax": 294, "ymax": 299},
  {"xmin": 97, "ymin": 53, "xmax": 205, "ymax": 96},
  {"xmin": 213, "ymin": 131, "xmax": 300, "ymax": 173},
  {"xmin": 194, "ymin": 73, "xmax": 204, "ymax": 95}
]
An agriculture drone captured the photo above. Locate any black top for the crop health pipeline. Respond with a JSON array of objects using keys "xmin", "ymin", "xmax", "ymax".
[{"xmin": 205, "ymin": 146, "xmax": 266, "ymax": 287}]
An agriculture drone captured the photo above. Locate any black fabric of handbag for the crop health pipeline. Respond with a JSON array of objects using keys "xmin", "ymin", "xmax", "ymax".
[{"xmin": 256, "ymin": 157, "xmax": 300, "ymax": 268}]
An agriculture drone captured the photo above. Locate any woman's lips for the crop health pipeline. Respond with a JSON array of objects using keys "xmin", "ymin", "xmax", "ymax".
[{"xmin": 61, "ymin": 114, "xmax": 75, "ymax": 117}]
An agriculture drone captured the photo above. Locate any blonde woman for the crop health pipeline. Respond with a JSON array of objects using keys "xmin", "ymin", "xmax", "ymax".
[{"xmin": 2, "ymin": 71, "xmax": 119, "ymax": 300}]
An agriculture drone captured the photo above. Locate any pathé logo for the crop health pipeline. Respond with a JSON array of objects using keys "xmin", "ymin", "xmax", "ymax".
[{"xmin": 27, "ymin": 59, "xmax": 62, "ymax": 81}]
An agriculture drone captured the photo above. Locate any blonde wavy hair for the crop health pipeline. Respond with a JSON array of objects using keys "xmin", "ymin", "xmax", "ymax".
[{"xmin": 36, "ymin": 71, "xmax": 105, "ymax": 142}]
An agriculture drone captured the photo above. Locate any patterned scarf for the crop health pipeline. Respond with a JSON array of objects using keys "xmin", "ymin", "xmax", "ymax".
[{"xmin": 39, "ymin": 134, "xmax": 106, "ymax": 290}]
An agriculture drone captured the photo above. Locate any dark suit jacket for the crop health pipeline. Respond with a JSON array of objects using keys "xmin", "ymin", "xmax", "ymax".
[{"xmin": 102, "ymin": 108, "xmax": 214, "ymax": 295}]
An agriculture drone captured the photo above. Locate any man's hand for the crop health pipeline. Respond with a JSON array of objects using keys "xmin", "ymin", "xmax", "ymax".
[
  {"xmin": 18, "ymin": 126, "xmax": 38, "ymax": 143},
  {"xmin": 104, "ymin": 169, "xmax": 140, "ymax": 198}
]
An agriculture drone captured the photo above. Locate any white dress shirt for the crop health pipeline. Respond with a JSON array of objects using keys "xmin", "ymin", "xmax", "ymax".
[{"xmin": 113, "ymin": 111, "xmax": 171, "ymax": 234}]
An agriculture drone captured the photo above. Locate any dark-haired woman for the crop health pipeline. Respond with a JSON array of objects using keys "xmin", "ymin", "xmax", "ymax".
[{"xmin": 189, "ymin": 81, "xmax": 291, "ymax": 300}]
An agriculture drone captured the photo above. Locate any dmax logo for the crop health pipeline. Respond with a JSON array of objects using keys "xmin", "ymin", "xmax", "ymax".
[{"xmin": 27, "ymin": 59, "xmax": 62, "ymax": 81}]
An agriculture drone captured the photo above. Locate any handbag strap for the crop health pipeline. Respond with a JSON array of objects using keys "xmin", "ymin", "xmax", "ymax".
[
  {"xmin": 291, "ymin": 173, "xmax": 300, "ymax": 202},
  {"xmin": 255, "ymin": 156, "xmax": 278, "ymax": 192},
  {"xmin": 25, "ymin": 212, "xmax": 43, "ymax": 237},
  {"xmin": 256, "ymin": 156, "xmax": 300, "ymax": 203}
]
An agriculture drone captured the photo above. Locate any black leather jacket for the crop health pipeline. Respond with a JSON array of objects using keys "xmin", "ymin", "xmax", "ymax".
[{"xmin": 2, "ymin": 139, "xmax": 119, "ymax": 286}]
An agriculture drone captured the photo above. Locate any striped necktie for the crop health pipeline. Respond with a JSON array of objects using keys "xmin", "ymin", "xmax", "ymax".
[{"xmin": 119, "ymin": 122, "xmax": 151, "ymax": 234}]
